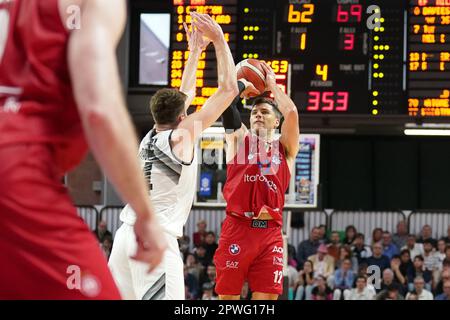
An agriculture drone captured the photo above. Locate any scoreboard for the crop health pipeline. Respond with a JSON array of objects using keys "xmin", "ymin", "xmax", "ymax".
[{"xmin": 131, "ymin": 0, "xmax": 450, "ymax": 120}]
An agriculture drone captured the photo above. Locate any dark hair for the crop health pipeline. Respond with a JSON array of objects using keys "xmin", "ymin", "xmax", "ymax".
[
  {"xmin": 150, "ymin": 88, "xmax": 187, "ymax": 125},
  {"xmin": 355, "ymin": 233, "xmax": 365, "ymax": 240},
  {"xmin": 414, "ymin": 255, "xmax": 424, "ymax": 262},
  {"xmin": 423, "ymin": 239, "xmax": 433, "ymax": 245},
  {"xmin": 400, "ymin": 249, "xmax": 410, "ymax": 256},
  {"xmin": 356, "ymin": 275, "xmax": 367, "ymax": 282},
  {"xmin": 251, "ymin": 97, "xmax": 282, "ymax": 119}
]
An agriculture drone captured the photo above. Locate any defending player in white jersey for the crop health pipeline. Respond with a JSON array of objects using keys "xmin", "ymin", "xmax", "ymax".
[{"xmin": 108, "ymin": 12, "xmax": 243, "ymax": 299}]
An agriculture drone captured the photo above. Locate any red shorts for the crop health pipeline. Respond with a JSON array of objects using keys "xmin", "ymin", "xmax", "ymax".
[
  {"xmin": 0, "ymin": 144, "xmax": 121, "ymax": 299},
  {"xmin": 214, "ymin": 214, "xmax": 284, "ymax": 296}
]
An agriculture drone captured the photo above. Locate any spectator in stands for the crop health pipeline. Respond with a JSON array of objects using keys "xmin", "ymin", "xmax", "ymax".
[
  {"xmin": 344, "ymin": 275, "xmax": 375, "ymax": 300},
  {"xmin": 435, "ymin": 280, "xmax": 450, "ymax": 300},
  {"xmin": 194, "ymin": 244, "xmax": 209, "ymax": 267},
  {"xmin": 288, "ymin": 244, "xmax": 298, "ymax": 269},
  {"xmin": 407, "ymin": 255, "xmax": 432, "ymax": 292},
  {"xmin": 203, "ymin": 231, "xmax": 218, "ymax": 264},
  {"xmin": 199, "ymin": 263, "xmax": 217, "ymax": 299},
  {"xmin": 178, "ymin": 235, "xmax": 190, "ymax": 260},
  {"xmin": 101, "ymin": 234, "xmax": 113, "ymax": 261},
  {"xmin": 368, "ymin": 228, "xmax": 383, "ymax": 246},
  {"xmin": 193, "ymin": 220, "xmax": 207, "ymax": 247},
  {"xmin": 295, "ymin": 260, "xmax": 315, "ymax": 300},
  {"xmin": 94, "ymin": 220, "xmax": 112, "ymax": 242},
  {"xmin": 318, "ymin": 224, "xmax": 327, "ymax": 244},
  {"xmin": 390, "ymin": 255, "xmax": 407, "ymax": 292},
  {"xmin": 402, "ymin": 234, "xmax": 424, "ymax": 259},
  {"xmin": 446, "ymin": 245, "xmax": 450, "ymax": 261},
  {"xmin": 382, "ymin": 231, "xmax": 399, "ymax": 260},
  {"xmin": 297, "ymin": 227, "xmax": 321, "ymax": 269},
  {"xmin": 311, "ymin": 275, "xmax": 333, "ymax": 300},
  {"xmin": 442, "ymin": 225, "xmax": 450, "ymax": 244},
  {"xmin": 377, "ymin": 268, "xmax": 403, "ymax": 295},
  {"xmin": 201, "ymin": 282, "xmax": 217, "ymax": 300},
  {"xmin": 423, "ymin": 239, "xmax": 439, "ymax": 272},
  {"xmin": 417, "ymin": 224, "xmax": 437, "ymax": 248},
  {"xmin": 308, "ymin": 244, "xmax": 335, "ymax": 279},
  {"xmin": 406, "ymin": 276, "xmax": 433, "ymax": 300},
  {"xmin": 327, "ymin": 231, "xmax": 341, "ymax": 261},
  {"xmin": 366, "ymin": 242, "xmax": 390, "ymax": 272},
  {"xmin": 352, "ymin": 233, "xmax": 372, "ymax": 265},
  {"xmin": 343, "ymin": 225, "xmax": 357, "ymax": 246},
  {"xmin": 406, "ymin": 292, "xmax": 418, "ymax": 300},
  {"xmin": 185, "ymin": 252, "xmax": 204, "ymax": 282},
  {"xmin": 434, "ymin": 269, "xmax": 450, "ymax": 297},
  {"xmin": 392, "ymin": 220, "xmax": 408, "ymax": 250},
  {"xmin": 184, "ymin": 265, "xmax": 199, "ymax": 300},
  {"xmin": 436, "ymin": 239, "xmax": 447, "ymax": 269},
  {"xmin": 336, "ymin": 245, "xmax": 358, "ymax": 273},
  {"xmin": 399, "ymin": 249, "xmax": 414, "ymax": 280},
  {"xmin": 332, "ymin": 258, "xmax": 355, "ymax": 300},
  {"xmin": 375, "ymin": 285, "xmax": 404, "ymax": 300}
]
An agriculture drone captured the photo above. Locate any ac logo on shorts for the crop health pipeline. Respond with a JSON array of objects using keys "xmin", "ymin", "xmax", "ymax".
[
  {"xmin": 229, "ymin": 244, "xmax": 241, "ymax": 255},
  {"xmin": 272, "ymin": 246, "xmax": 284, "ymax": 254}
]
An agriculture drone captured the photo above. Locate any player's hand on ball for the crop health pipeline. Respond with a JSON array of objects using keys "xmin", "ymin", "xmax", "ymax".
[
  {"xmin": 183, "ymin": 22, "xmax": 210, "ymax": 52},
  {"xmin": 132, "ymin": 216, "xmax": 167, "ymax": 273},
  {"xmin": 261, "ymin": 62, "xmax": 277, "ymax": 92},
  {"xmin": 191, "ymin": 12, "xmax": 224, "ymax": 43},
  {"xmin": 238, "ymin": 78, "xmax": 261, "ymax": 99}
]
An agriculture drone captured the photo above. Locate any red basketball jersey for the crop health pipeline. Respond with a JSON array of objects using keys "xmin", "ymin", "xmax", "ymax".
[
  {"xmin": 0, "ymin": 0, "xmax": 87, "ymax": 173},
  {"xmin": 223, "ymin": 134, "xmax": 291, "ymax": 224}
]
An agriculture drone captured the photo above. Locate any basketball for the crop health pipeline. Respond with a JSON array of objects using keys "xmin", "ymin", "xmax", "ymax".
[{"xmin": 236, "ymin": 59, "xmax": 267, "ymax": 96}]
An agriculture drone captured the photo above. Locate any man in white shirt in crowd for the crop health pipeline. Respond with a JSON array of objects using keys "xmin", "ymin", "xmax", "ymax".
[
  {"xmin": 402, "ymin": 234, "xmax": 424, "ymax": 260},
  {"xmin": 406, "ymin": 276, "xmax": 433, "ymax": 300},
  {"xmin": 344, "ymin": 275, "xmax": 375, "ymax": 300}
]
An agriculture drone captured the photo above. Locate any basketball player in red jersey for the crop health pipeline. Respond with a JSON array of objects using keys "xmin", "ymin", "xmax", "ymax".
[
  {"xmin": 214, "ymin": 63, "xmax": 300, "ymax": 300},
  {"xmin": 0, "ymin": 0, "xmax": 166, "ymax": 299}
]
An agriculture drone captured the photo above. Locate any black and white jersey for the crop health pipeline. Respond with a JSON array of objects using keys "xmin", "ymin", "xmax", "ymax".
[{"xmin": 120, "ymin": 129, "xmax": 197, "ymax": 238}]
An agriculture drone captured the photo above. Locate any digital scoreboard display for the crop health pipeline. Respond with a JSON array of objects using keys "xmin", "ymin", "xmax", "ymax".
[{"xmin": 131, "ymin": 0, "xmax": 450, "ymax": 120}]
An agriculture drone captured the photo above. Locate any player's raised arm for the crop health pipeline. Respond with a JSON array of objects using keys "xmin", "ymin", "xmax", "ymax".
[
  {"xmin": 68, "ymin": 0, "xmax": 166, "ymax": 271},
  {"xmin": 179, "ymin": 21, "xmax": 210, "ymax": 109},
  {"xmin": 261, "ymin": 62, "xmax": 300, "ymax": 160},
  {"xmin": 176, "ymin": 12, "xmax": 239, "ymax": 140}
]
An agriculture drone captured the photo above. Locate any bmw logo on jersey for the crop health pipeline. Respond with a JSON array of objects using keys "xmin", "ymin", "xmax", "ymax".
[{"xmin": 229, "ymin": 244, "xmax": 241, "ymax": 255}]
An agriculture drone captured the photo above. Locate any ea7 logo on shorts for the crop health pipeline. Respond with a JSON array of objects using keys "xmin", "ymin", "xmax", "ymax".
[
  {"xmin": 273, "ymin": 256, "xmax": 284, "ymax": 266},
  {"xmin": 229, "ymin": 244, "xmax": 241, "ymax": 255},
  {"xmin": 272, "ymin": 246, "xmax": 283, "ymax": 254},
  {"xmin": 226, "ymin": 261, "xmax": 239, "ymax": 269}
]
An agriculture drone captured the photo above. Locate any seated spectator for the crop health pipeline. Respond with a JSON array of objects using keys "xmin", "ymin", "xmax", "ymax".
[
  {"xmin": 390, "ymin": 255, "xmax": 407, "ymax": 293},
  {"xmin": 203, "ymin": 231, "xmax": 218, "ymax": 264},
  {"xmin": 311, "ymin": 276, "xmax": 333, "ymax": 300},
  {"xmin": 94, "ymin": 220, "xmax": 112, "ymax": 242},
  {"xmin": 287, "ymin": 263, "xmax": 299, "ymax": 300},
  {"xmin": 406, "ymin": 292, "xmax": 418, "ymax": 300},
  {"xmin": 422, "ymin": 239, "xmax": 440, "ymax": 272},
  {"xmin": 336, "ymin": 245, "xmax": 358, "ymax": 274},
  {"xmin": 184, "ymin": 266, "xmax": 199, "ymax": 300},
  {"xmin": 308, "ymin": 244, "xmax": 335, "ymax": 279},
  {"xmin": 377, "ymin": 268, "xmax": 404, "ymax": 295},
  {"xmin": 352, "ymin": 233, "xmax": 372, "ymax": 265},
  {"xmin": 366, "ymin": 242, "xmax": 390, "ymax": 272},
  {"xmin": 367, "ymin": 228, "xmax": 383, "ymax": 246},
  {"xmin": 375, "ymin": 285, "xmax": 404, "ymax": 300},
  {"xmin": 392, "ymin": 220, "xmax": 408, "ymax": 250},
  {"xmin": 327, "ymin": 231, "xmax": 341, "ymax": 261},
  {"xmin": 382, "ymin": 231, "xmax": 399, "ymax": 260},
  {"xmin": 417, "ymin": 224, "xmax": 437, "ymax": 248},
  {"xmin": 201, "ymin": 282, "xmax": 217, "ymax": 300},
  {"xmin": 178, "ymin": 235, "xmax": 190, "ymax": 260},
  {"xmin": 332, "ymin": 258, "xmax": 355, "ymax": 300},
  {"xmin": 342, "ymin": 225, "xmax": 357, "ymax": 246},
  {"xmin": 193, "ymin": 220, "xmax": 207, "ymax": 247},
  {"xmin": 287, "ymin": 244, "xmax": 298, "ymax": 269},
  {"xmin": 194, "ymin": 244, "xmax": 209, "ymax": 267},
  {"xmin": 436, "ymin": 239, "xmax": 447, "ymax": 270},
  {"xmin": 406, "ymin": 276, "xmax": 433, "ymax": 300},
  {"xmin": 434, "ymin": 269, "xmax": 450, "ymax": 296},
  {"xmin": 344, "ymin": 275, "xmax": 375, "ymax": 300},
  {"xmin": 442, "ymin": 225, "xmax": 450, "ymax": 244},
  {"xmin": 402, "ymin": 234, "xmax": 424, "ymax": 260},
  {"xmin": 435, "ymin": 280, "xmax": 450, "ymax": 300},
  {"xmin": 399, "ymin": 249, "xmax": 414, "ymax": 281},
  {"xmin": 297, "ymin": 227, "xmax": 321, "ymax": 270},
  {"xmin": 185, "ymin": 253, "xmax": 204, "ymax": 281},
  {"xmin": 101, "ymin": 234, "xmax": 113, "ymax": 261},
  {"xmin": 317, "ymin": 224, "xmax": 327, "ymax": 244},
  {"xmin": 407, "ymin": 255, "xmax": 432, "ymax": 292},
  {"xmin": 295, "ymin": 260, "xmax": 315, "ymax": 300},
  {"xmin": 199, "ymin": 263, "xmax": 217, "ymax": 298}
]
